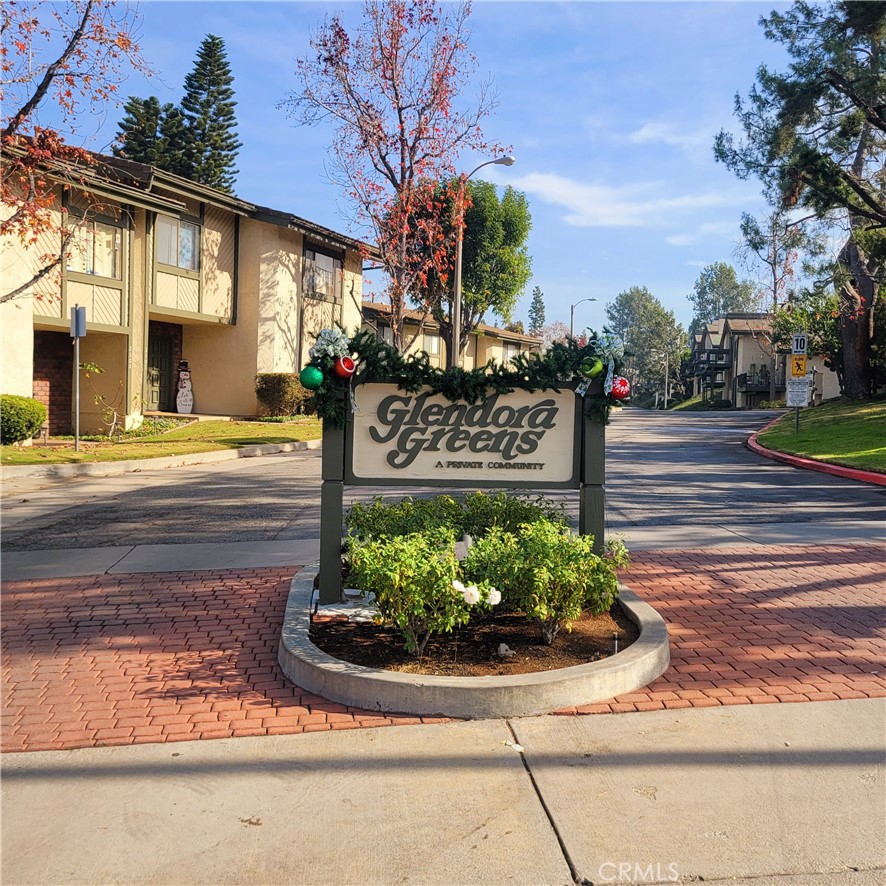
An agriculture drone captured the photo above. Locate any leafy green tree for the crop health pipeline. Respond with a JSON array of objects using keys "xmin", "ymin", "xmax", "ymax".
[
  {"xmin": 772, "ymin": 287, "xmax": 843, "ymax": 385},
  {"xmin": 687, "ymin": 262, "xmax": 759, "ymax": 337},
  {"xmin": 715, "ymin": 1, "xmax": 886, "ymax": 398},
  {"xmin": 528, "ymin": 286, "xmax": 546, "ymax": 335},
  {"xmin": 606, "ymin": 286, "xmax": 686, "ymax": 401},
  {"xmin": 179, "ymin": 34, "xmax": 241, "ymax": 192},
  {"xmin": 737, "ymin": 210, "xmax": 822, "ymax": 401},
  {"xmin": 414, "ymin": 179, "xmax": 532, "ymax": 365},
  {"xmin": 113, "ymin": 96, "xmax": 165, "ymax": 165}
]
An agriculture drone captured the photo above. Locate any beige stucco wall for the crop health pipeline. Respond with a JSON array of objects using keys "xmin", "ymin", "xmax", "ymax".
[
  {"xmin": 77, "ymin": 333, "xmax": 130, "ymax": 433},
  {"xmin": 340, "ymin": 251, "xmax": 364, "ymax": 337},
  {"xmin": 202, "ymin": 206, "xmax": 235, "ymax": 319},
  {"xmin": 735, "ymin": 333, "xmax": 773, "ymax": 374},
  {"xmin": 1, "ymin": 188, "xmax": 64, "ymax": 396},
  {"xmin": 254, "ymin": 221, "xmax": 301, "ymax": 374}
]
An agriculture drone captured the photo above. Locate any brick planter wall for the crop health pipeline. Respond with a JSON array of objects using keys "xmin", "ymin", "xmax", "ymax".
[{"xmin": 33, "ymin": 332, "xmax": 73, "ymax": 435}]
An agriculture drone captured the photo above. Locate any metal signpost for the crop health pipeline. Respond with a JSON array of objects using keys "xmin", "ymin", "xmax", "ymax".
[
  {"xmin": 70, "ymin": 305, "xmax": 87, "ymax": 452},
  {"xmin": 789, "ymin": 331, "xmax": 809, "ymax": 432}
]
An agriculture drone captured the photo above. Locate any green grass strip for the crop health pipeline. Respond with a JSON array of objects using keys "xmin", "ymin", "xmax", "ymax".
[
  {"xmin": 1, "ymin": 418, "xmax": 321, "ymax": 465},
  {"xmin": 755, "ymin": 398, "xmax": 886, "ymax": 474}
]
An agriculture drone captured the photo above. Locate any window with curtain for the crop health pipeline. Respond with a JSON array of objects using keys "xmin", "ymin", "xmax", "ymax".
[
  {"xmin": 424, "ymin": 333, "xmax": 441, "ymax": 356},
  {"xmin": 304, "ymin": 246, "xmax": 342, "ymax": 301},
  {"xmin": 66, "ymin": 220, "xmax": 121, "ymax": 278},
  {"xmin": 157, "ymin": 215, "xmax": 200, "ymax": 272}
]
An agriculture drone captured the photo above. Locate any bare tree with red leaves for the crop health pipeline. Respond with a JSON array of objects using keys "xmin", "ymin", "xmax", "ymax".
[
  {"xmin": 281, "ymin": 0, "xmax": 504, "ymax": 352},
  {"xmin": 1, "ymin": 0, "xmax": 148, "ymax": 304}
]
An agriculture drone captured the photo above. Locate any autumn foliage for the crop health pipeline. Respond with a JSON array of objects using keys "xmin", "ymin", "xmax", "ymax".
[
  {"xmin": 282, "ymin": 0, "xmax": 505, "ymax": 353},
  {"xmin": 1, "ymin": 0, "xmax": 147, "ymax": 303}
]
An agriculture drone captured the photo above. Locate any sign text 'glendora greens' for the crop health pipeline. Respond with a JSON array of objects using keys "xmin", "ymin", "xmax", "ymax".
[{"xmin": 349, "ymin": 384, "xmax": 578, "ymax": 485}]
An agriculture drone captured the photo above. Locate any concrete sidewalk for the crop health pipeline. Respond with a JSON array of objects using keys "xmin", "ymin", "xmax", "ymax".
[{"xmin": 3, "ymin": 701, "xmax": 884, "ymax": 885}]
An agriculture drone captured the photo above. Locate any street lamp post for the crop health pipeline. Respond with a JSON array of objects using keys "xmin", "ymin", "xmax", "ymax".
[
  {"xmin": 449, "ymin": 154, "xmax": 516, "ymax": 369},
  {"xmin": 569, "ymin": 297, "xmax": 597, "ymax": 338}
]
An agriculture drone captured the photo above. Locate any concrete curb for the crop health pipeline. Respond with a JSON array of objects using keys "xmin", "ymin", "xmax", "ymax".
[
  {"xmin": 747, "ymin": 418, "xmax": 886, "ymax": 487},
  {"xmin": 1, "ymin": 438, "xmax": 321, "ymax": 480},
  {"xmin": 277, "ymin": 566, "xmax": 671, "ymax": 719}
]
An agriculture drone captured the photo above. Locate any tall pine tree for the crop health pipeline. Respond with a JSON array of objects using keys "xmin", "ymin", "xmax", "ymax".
[
  {"xmin": 113, "ymin": 35, "xmax": 241, "ymax": 192},
  {"xmin": 157, "ymin": 104, "xmax": 191, "ymax": 178},
  {"xmin": 114, "ymin": 96, "xmax": 165, "ymax": 165},
  {"xmin": 528, "ymin": 286, "xmax": 546, "ymax": 335},
  {"xmin": 179, "ymin": 34, "xmax": 241, "ymax": 192}
]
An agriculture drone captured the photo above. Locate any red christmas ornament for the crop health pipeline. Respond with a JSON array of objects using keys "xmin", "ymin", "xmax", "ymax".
[
  {"xmin": 610, "ymin": 376, "xmax": 631, "ymax": 400},
  {"xmin": 333, "ymin": 356, "xmax": 356, "ymax": 378}
]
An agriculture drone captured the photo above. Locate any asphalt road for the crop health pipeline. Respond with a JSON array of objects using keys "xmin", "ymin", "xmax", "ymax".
[{"xmin": 1, "ymin": 409, "xmax": 883, "ymax": 552}]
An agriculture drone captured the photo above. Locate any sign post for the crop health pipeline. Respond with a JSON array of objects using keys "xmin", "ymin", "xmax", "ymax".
[
  {"xmin": 789, "ymin": 331, "xmax": 809, "ymax": 432},
  {"xmin": 70, "ymin": 305, "xmax": 86, "ymax": 452}
]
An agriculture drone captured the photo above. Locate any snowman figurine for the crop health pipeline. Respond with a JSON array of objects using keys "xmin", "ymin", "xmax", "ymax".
[{"xmin": 176, "ymin": 360, "xmax": 194, "ymax": 415}]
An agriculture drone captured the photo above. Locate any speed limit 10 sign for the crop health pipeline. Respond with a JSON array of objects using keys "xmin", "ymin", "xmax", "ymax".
[{"xmin": 792, "ymin": 332, "xmax": 808, "ymax": 354}]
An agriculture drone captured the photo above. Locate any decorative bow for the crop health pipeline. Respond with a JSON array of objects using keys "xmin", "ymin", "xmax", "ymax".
[
  {"xmin": 595, "ymin": 333, "xmax": 625, "ymax": 396},
  {"xmin": 309, "ymin": 327, "xmax": 351, "ymax": 360}
]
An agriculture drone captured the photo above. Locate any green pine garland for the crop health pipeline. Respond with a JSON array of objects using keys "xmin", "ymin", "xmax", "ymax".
[{"xmin": 305, "ymin": 328, "xmax": 626, "ymax": 427}]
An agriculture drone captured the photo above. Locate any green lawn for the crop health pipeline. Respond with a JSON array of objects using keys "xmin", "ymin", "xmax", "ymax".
[
  {"xmin": 1, "ymin": 417, "xmax": 322, "ymax": 466},
  {"xmin": 755, "ymin": 398, "xmax": 886, "ymax": 473}
]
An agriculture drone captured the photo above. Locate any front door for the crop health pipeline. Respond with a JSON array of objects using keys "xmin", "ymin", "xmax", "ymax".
[{"xmin": 147, "ymin": 335, "xmax": 174, "ymax": 412}]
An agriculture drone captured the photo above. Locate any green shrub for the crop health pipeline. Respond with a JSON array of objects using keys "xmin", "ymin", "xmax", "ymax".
[
  {"xmin": 347, "ymin": 495, "xmax": 464, "ymax": 542},
  {"xmin": 348, "ymin": 529, "xmax": 498, "ymax": 655},
  {"xmin": 254, "ymin": 373, "xmax": 313, "ymax": 417},
  {"xmin": 1, "ymin": 395, "xmax": 47, "ymax": 445},
  {"xmin": 464, "ymin": 520, "xmax": 624, "ymax": 645},
  {"xmin": 460, "ymin": 491, "xmax": 567, "ymax": 537},
  {"xmin": 346, "ymin": 491, "xmax": 566, "ymax": 543}
]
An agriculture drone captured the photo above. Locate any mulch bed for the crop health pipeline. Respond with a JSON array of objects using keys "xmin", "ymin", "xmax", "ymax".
[{"xmin": 310, "ymin": 604, "xmax": 639, "ymax": 677}]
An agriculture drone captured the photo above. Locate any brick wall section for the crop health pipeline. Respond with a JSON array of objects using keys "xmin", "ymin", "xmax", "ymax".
[
  {"xmin": 32, "ymin": 331, "xmax": 73, "ymax": 435},
  {"xmin": 148, "ymin": 321, "xmax": 183, "ymax": 371}
]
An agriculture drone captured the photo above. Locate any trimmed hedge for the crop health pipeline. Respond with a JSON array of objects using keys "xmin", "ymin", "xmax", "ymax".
[
  {"xmin": 1, "ymin": 395, "xmax": 47, "ymax": 445},
  {"xmin": 254, "ymin": 373, "xmax": 314, "ymax": 417}
]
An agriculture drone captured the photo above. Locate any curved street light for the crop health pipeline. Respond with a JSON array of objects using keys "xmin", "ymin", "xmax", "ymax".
[
  {"xmin": 449, "ymin": 155, "xmax": 516, "ymax": 369},
  {"xmin": 569, "ymin": 297, "xmax": 597, "ymax": 338}
]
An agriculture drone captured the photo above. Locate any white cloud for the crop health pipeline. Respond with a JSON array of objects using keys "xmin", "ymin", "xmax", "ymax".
[
  {"xmin": 505, "ymin": 171, "xmax": 745, "ymax": 228},
  {"xmin": 666, "ymin": 220, "xmax": 740, "ymax": 246},
  {"xmin": 627, "ymin": 120, "xmax": 721, "ymax": 164}
]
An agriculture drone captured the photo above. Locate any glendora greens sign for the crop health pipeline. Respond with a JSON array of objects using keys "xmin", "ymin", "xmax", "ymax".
[
  {"xmin": 305, "ymin": 328, "xmax": 624, "ymax": 603},
  {"xmin": 347, "ymin": 384, "xmax": 581, "ymax": 486}
]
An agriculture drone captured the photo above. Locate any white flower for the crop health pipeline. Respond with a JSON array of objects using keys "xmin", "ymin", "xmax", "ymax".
[
  {"xmin": 452, "ymin": 580, "xmax": 466, "ymax": 595},
  {"xmin": 487, "ymin": 588, "xmax": 501, "ymax": 606},
  {"xmin": 462, "ymin": 584, "xmax": 481, "ymax": 605}
]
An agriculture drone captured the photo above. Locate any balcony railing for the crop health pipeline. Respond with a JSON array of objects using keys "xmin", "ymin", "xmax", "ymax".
[
  {"xmin": 690, "ymin": 350, "xmax": 732, "ymax": 375},
  {"xmin": 736, "ymin": 370, "xmax": 786, "ymax": 392}
]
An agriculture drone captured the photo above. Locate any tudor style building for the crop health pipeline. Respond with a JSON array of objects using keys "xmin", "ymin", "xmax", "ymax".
[
  {"xmin": 688, "ymin": 313, "xmax": 840, "ymax": 408},
  {"xmin": 1, "ymin": 154, "xmax": 369, "ymax": 433}
]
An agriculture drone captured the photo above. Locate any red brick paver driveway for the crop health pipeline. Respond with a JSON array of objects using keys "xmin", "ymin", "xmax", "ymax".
[{"xmin": 2, "ymin": 543, "xmax": 884, "ymax": 752}]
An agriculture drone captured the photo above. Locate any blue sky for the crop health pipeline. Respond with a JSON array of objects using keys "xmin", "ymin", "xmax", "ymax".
[{"xmin": 88, "ymin": 1, "xmax": 792, "ymax": 333}]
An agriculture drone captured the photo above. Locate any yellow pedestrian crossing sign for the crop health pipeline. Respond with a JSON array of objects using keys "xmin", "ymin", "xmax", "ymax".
[{"xmin": 791, "ymin": 355, "xmax": 807, "ymax": 377}]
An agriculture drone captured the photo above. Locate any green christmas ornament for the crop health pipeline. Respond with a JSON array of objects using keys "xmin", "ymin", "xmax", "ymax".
[
  {"xmin": 299, "ymin": 365, "xmax": 324, "ymax": 390},
  {"xmin": 581, "ymin": 357, "xmax": 604, "ymax": 379}
]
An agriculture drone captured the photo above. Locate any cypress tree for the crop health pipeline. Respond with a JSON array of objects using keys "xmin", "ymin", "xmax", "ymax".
[
  {"xmin": 528, "ymin": 286, "xmax": 546, "ymax": 335},
  {"xmin": 179, "ymin": 34, "xmax": 241, "ymax": 192}
]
